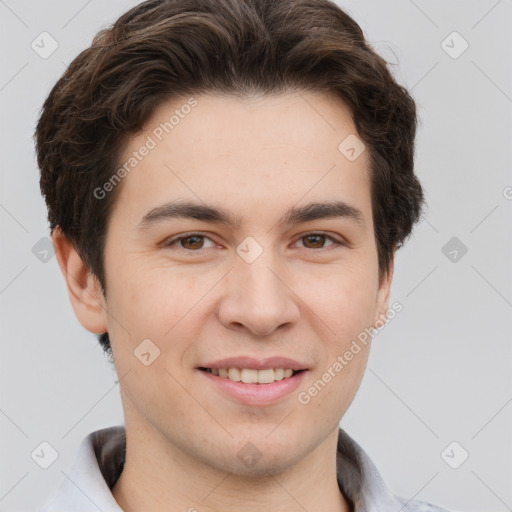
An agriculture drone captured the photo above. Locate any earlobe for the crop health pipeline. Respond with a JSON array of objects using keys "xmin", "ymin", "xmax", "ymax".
[{"xmin": 52, "ymin": 228, "xmax": 108, "ymax": 334}]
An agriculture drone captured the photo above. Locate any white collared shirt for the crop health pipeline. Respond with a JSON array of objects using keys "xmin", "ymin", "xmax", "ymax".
[{"xmin": 38, "ymin": 425, "xmax": 452, "ymax": 512}]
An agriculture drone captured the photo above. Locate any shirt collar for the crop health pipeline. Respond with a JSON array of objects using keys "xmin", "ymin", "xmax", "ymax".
[{"xmin": 38, "ymin": 425, "xmax": 448, "ymax": 512}]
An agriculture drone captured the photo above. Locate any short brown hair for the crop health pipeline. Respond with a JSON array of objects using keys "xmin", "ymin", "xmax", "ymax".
[{"xmin": 36, "ymin": 0, "xmax": 425, "ymax": 362}]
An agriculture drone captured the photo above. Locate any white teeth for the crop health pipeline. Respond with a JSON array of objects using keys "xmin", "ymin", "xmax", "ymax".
[
  {"xmin": 206, "ymin": 367, "xmax": 299, "ymax": 384},
  {"xmin": 257, "ymin": 368, "xmax": 275, "ymax": 384},
  {"xmin": 228, "ymin": 367, "xmax": 241, "ymax": 382},
  {"xmin": 241, "ymin": 368, "xmax": 258, "ymax": 383}
]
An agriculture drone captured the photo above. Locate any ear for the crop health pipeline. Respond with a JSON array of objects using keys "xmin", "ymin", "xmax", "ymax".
[
  {"xmin": 52, "ymin": 228, "xmax": 108, "ymax": 334},
  {"xmin": 372, "ymin": 252, "xmax": 394, "ymax": 329}
]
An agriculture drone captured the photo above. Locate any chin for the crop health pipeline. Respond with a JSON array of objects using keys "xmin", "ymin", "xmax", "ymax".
[{"xmin": 219, "ymin": 447, "xmax": 302, "ymax": 478}]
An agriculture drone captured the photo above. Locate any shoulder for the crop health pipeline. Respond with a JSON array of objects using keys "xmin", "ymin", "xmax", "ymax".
[
  {"xmin": 395, "ymin": 496, "xmax": 455, "ymax": 512},
  {"xmin": 336, "ymin": 428, "xmax": 456, "ymax": 512}
]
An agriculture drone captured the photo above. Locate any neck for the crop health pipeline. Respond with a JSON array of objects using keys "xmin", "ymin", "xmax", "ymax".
[{"xmin": 112, "ymin": 424, "xmax": 350, "ymax": 512}]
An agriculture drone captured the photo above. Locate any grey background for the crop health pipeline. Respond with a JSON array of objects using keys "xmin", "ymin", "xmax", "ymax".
[{"xmin": 1, "ymin": 0, "xmax": 511, "ymax": 511}]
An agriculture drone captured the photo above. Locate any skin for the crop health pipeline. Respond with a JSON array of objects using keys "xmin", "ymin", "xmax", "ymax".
[{"xmin": 53, "ymin": 90, "xmax": 394, "ymax": 512}]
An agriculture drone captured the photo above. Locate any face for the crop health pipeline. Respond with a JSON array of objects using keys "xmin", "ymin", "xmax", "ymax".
[{"xmin": 65, "ymin": 91, "xmax": 392, "ymax": 476}]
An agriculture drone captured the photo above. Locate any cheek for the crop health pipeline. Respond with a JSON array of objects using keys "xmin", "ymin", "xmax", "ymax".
[
  {"xmin": 294, "ymin": 260, "xmax": 376, "ymax": 396},
  {"xmin": 104, "ymin": 263, "xmax": 224, "ymax": 401},
  {"xmin": 322, "ymin": 351, "xmax": 369, "ymax": 417},
  {"xmin": 105, "ymin": 267, "xmax": 200, "ymax": 409},
  {"xmin": 296, "ymin": 259, "xmax": 378, "ymax": 336},
  {"xmin": 107, "ymin": 261, "xmax": 210, "ymax": 338}
]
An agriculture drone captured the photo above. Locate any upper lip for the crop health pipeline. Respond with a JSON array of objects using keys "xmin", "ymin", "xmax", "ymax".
[{"xmin": 199, "ymin": 356, "xmax": 309, "ymax": 371}]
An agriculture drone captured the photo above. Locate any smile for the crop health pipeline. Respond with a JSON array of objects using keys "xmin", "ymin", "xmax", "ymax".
[
  {"xmin": 200, "ymin": 367, "xmax": 301, "ymax": 384},
  {"xmin": 197, "ymin": 366, "xmax": 308, "ymax": 405}
]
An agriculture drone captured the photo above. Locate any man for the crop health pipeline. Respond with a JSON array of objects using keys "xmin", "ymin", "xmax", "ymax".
[{"xmin": 35, "ymin": 0, "xmax": 452, "ymax": 510}]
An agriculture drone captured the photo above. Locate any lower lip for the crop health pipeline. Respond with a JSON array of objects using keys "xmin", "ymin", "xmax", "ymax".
[{"xmin": 197, "ymin": 369, "xmax": 308, "ymax": 405}]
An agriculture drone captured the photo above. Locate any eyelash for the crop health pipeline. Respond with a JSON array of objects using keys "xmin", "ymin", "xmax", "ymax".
[{"xmin": 163, "ymin": 232, "xmax": 346, "ymax": 252}]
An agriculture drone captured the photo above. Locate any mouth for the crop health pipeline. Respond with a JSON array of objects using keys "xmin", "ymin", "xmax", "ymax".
[
  {"xmin": 198, "ymin": 367, "xmax": 304, "ymax": 384},
  {"xmin": 197, "ymin": 365, "xmax": 308, "ymax": 405}
]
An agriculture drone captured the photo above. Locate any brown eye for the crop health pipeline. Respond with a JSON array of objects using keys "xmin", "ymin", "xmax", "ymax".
[
  {"xmin": 179, "ymin": 235, "xmax": 205, "ymax": 250},
  {"xmin": 164, "ymin": 233, "xmax": 215, "ymax": 251},
  {"xmin": 302, "ymin": 234, "xmax": 327, "ymax": 249},
  {"xmin": 297, "ymin": 233, "xmax": 341, "ymax": 249}
]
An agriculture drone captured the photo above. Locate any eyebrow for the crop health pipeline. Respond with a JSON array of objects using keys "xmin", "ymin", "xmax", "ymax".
[{"xmin": 136, "ymin": 199, "xmax": 365, "ymax": 231}]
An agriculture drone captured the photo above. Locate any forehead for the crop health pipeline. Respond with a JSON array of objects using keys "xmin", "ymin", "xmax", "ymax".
[{"xmin": 109, "ymin": 91, "xmax": 372, "ymax": 229}]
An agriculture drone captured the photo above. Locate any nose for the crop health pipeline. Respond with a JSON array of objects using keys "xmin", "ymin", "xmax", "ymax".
[{"xmin": 217, "ymin": 249, "xmax": 300, "ymax": 337}]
